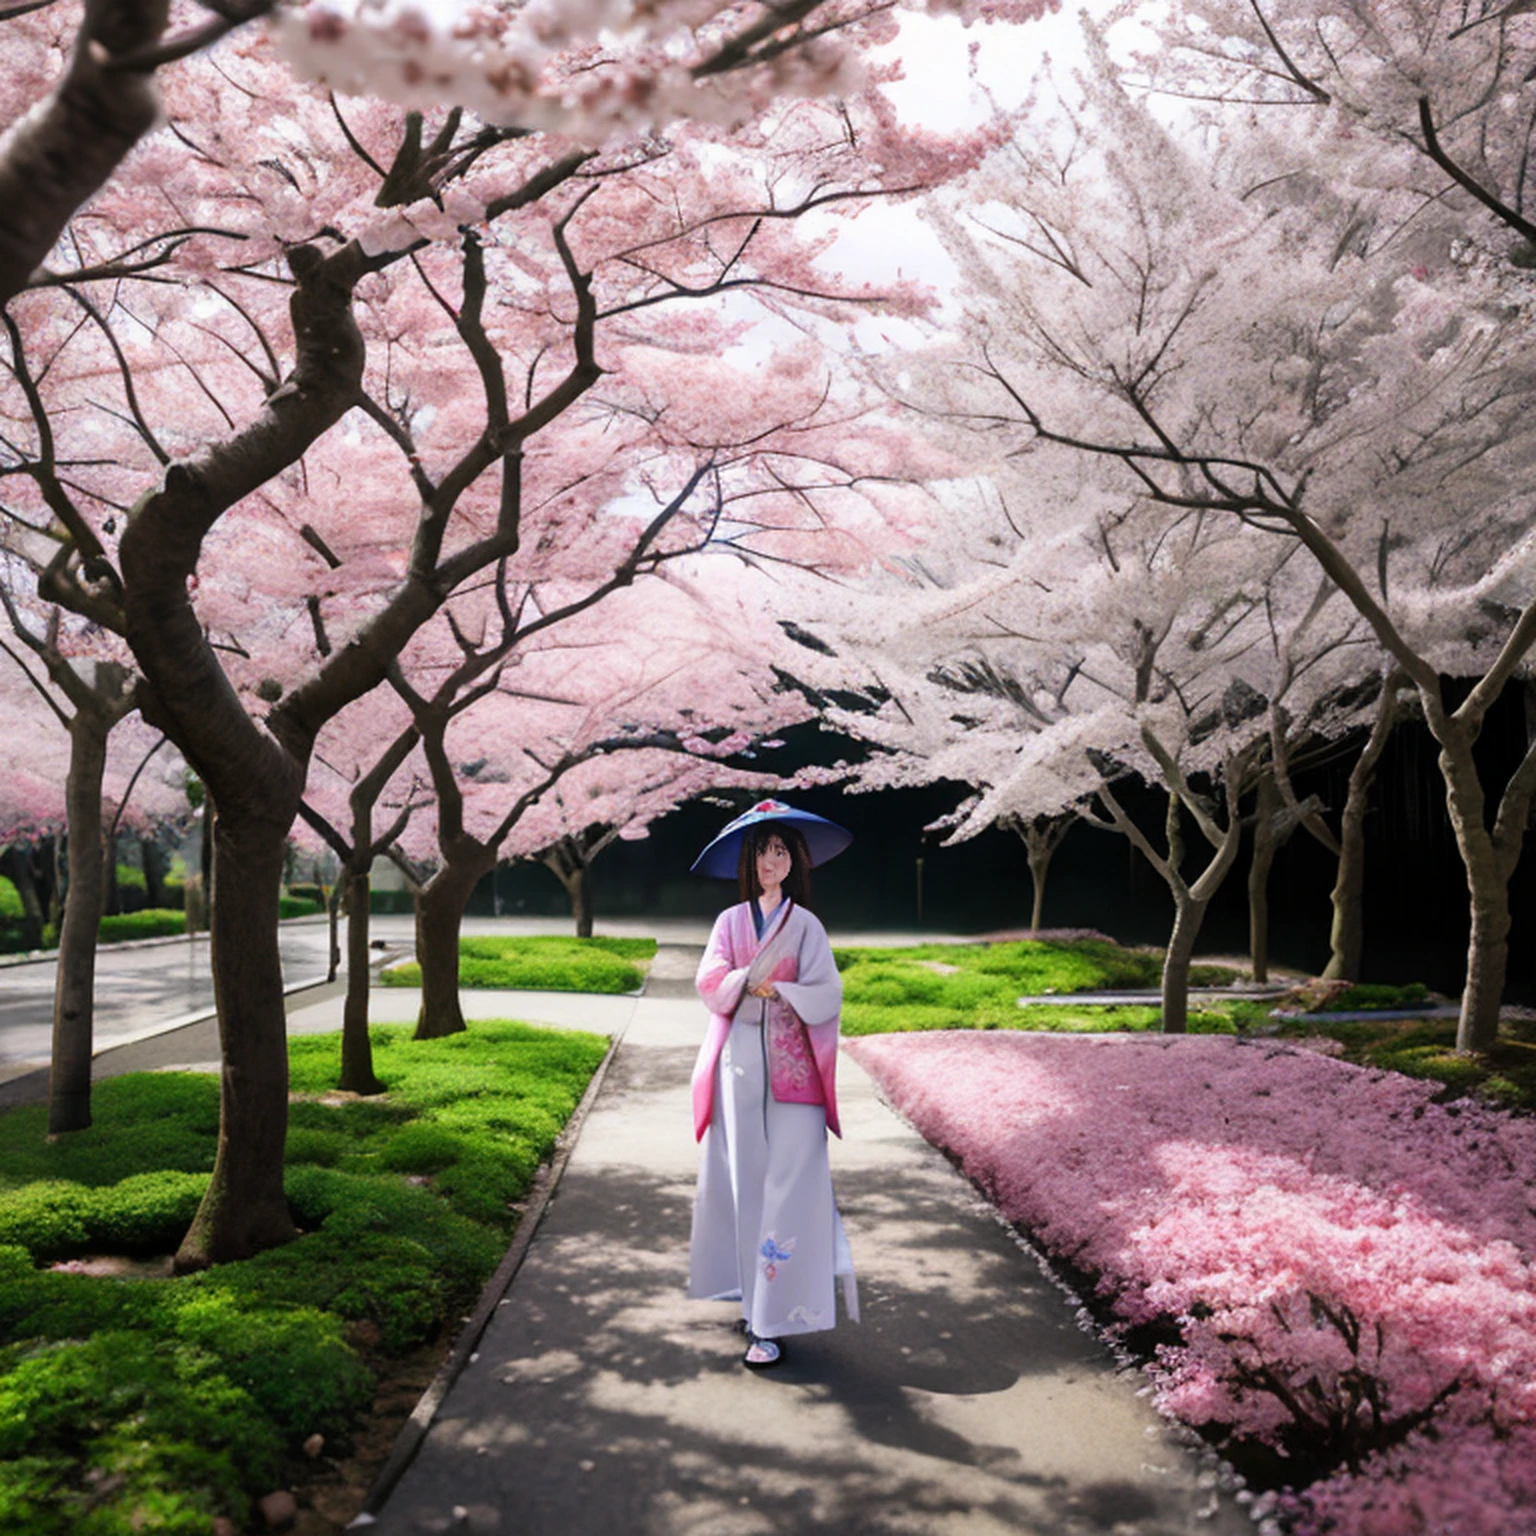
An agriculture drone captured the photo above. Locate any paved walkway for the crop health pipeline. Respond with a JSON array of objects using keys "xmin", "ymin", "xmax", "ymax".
[{"xmin": 363, "ymin": 946, "xmax": 1249, "ymax": 1536}]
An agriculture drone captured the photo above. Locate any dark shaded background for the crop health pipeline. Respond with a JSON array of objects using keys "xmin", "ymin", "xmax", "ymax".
[{"xmin": 474, "ymin": 682, "xmax": 1536, "ymax": 1004}]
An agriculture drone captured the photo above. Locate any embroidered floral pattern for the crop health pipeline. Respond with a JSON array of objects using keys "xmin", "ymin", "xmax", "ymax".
[{"xmin": 759, "ymin": 1234, "xmax": 795, "ymax": 1282}]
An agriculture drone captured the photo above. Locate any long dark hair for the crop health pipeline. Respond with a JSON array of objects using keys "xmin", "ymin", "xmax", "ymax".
[{"xmin": 737, "ymin": 822, "xmax": 813, "ymax": 908}]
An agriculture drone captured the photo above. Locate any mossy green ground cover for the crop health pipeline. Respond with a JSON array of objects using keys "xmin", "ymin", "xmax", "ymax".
[
  {"xmin": 0, "ymin": 1020, "xmax": 607, "ymax": 1535},
  {"xmin": 835, "ymin": 939, "xmax": 1258, "ymax": 1037},
  {"xmin": 382, "ymin": 934, "xmax": 657, "ymax": 994}
]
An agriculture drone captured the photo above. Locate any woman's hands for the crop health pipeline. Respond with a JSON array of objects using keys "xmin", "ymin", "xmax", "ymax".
[{"xmin": 749, "ymin": 982, "xmax": 779, "ymax": 1000}]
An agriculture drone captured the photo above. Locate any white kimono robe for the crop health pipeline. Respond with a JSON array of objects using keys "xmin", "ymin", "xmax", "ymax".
[{"xmin": 687, "ymin": 900, "xmax": 859, "ymax": 1339}]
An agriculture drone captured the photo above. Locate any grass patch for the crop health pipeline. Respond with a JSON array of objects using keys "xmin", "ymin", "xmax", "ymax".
[
  {"xmin": 0, "ymin": 1019, "xmax": 607, "ymax": 1534},
  {"xmin": 1273, "ymin": 1014, "xmax": 1536, "ymax": 1112},
  {"xmin": 381, "ymin": 934, "xmax": 657, "ymax": 994},
  {"xmin": 836, "ymin": 938, "xmax": 1252, "ymax": 1038}
]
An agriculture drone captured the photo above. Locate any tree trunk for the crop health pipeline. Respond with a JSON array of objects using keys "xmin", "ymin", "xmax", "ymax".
[
  {"xmin": 1162, "ymin": 892, "xmax": 1207, "ymax": 1035},
  {"xmin": 0, "ymin": 846, "xmax": 45, "ymax": 950},
  {"xmin": 414, "ymin": 861, "xmax": 487, "ymax": 1040},
  {"xmin": 1437, "ymin": 733, "xmax": 1507, "ymax": 1054},
  {"xmin": 572, "ymin": 868, "xmax": 593, "ymax": 938},
  {"xmin": 1247, "ymin": 772, "xmax": 1282, "ymax": 984},
  {"xmin": 542, "ymin": 841, "xmax": 596, "ymax": 937},
  {"xmin": 173, "ymin": 804, "xmax": 299, "ymax": 1272},
  {"xmin": 1026, "ymin": 849, "xmax": 1049, "ymax": 934},
  {"xmin": 142, "ymin": 837, "xmax": 168, "ymax": 909},
  {"xmin": 547, "ymin": 859, "xmax": 593, "ymax": 938},
  {"xmin": 48, "ymin": 707, "xmax": 112, "ymax": 1135},
  {"xmin": 327, "ymin": 879, "xmax": 343, "ymax": 984},
  {"xmin": 340, "ymin": 866, "xmax": 384, "ymax": 1094},
  {"xmin": 1324, "ymin": 765, "xmax": 1373, "ymax": 983}
]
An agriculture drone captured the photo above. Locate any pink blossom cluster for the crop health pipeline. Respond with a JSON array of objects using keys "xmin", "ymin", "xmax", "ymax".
[{"xmin": 845, "ymin": 1031, "xmax": 1536, "ymax": 1535}]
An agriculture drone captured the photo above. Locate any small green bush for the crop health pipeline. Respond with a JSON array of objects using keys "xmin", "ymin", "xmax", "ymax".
[
  {"xmin": 167, "ymin": 1294, "xmax": 370, "ymax": 1442},
  {"xmin": 115, "ymin": 865, "xmax": 147, "ymax": 892},
  {"xmin": 0, "ymin": 877, "xmax": 23, "ymax": 920},
  {"xmin": 97, "ymin": 910, "xmax": 185, "ymax": 944},
  {"xmin": 279, "ymin": 895, "xmax": 324, "ymax": 919},
  {"xmin": 381, "ymin": 934, "xmax": 655, "ymax": 994},
  {"xmin": 0, "ymin": 1183, "xmax": 93, "ymax": 1260}
]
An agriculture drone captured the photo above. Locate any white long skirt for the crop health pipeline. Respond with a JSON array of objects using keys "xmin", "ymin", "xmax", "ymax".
[{"xmin": 688, "ymin": 1014, "xmax": 858, "ymax": 1339}]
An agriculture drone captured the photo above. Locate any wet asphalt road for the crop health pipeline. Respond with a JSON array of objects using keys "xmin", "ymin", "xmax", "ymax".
[{"xmin": 0, "ymin": 919, "xmax": 342, "ymax": 1079}]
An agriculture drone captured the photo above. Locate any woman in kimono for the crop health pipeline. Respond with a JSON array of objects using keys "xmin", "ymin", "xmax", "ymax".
[{"xmin": 687, "ymin": 801, "xmax": 859, "ymax": 1368}]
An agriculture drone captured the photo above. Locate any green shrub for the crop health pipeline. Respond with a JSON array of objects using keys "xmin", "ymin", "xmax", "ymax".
[
  {"xmin": 0, "ymin": 1332, "xmax": 280, "ymax": 1536},
  {"xmin": 279, "ymin": 895, "xmax": 324, "ymax": 919},
  {"xmin": 0, "ymin": 1265, "xmax": 166, "ymax": 1346},
  {"xmin": 167, "ymin": 1294, "xmax": 369, "ymax": 1442},
  {"xmin": 0, "ymin": 877, "xmax": 23, "ymax": 920},
  {"xmin": 377, "ymin": 1124, "xmax": 466, "ymax": 1175},
  {"xmin": 381, "ymin": 934, "xmax": 655, "ymax": 994},
  {"xmin": 98, "ymin": 910, "xmax": 185, "ymax": 944},
  {"xmin": 282, "ymin": 1126, "xmax": 349, "ymax": 1167},
  {"xmin": 0, "ymin": 1183, "xmax": 93, "ymax": 1260},
  {"xmin": 115, "ymin": 865, "xmax": 147, "ymax": 892},
  {"xmin": 203, "ymin": 1227, "xmax": 444, "ymax": 1354}
]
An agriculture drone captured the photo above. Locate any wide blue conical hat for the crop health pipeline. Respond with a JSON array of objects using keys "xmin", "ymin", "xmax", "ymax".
[{"xmin": 690, "ymin": 798, "xmax": 853, "ymax": 879}]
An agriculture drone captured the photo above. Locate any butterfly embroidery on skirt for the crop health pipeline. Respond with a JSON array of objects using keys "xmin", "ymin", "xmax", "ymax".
[{"xmin": 759, "ymin": 1234, "xmax": 795, "ymax": 1281}]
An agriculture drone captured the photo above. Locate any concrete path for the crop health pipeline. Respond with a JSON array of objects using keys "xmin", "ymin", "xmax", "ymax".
[{"xmin": 365, "ymin": 949, "xmax": 1249, "ymax": 1536}]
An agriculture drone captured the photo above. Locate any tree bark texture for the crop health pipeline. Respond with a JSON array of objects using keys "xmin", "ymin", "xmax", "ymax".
[
  {"xmin": 1247, "ymin": 771, "xmax": 1283, "ymax": 985},
  {"xmin": 141, "ymin": 836, "xmax": 168, "ymax": 909},
  {"xmin": 0, "ymin": 0, "xmax": 170, "ymax": 305},
  {"xmin": 1026, "ymin": 845, "xmax": 1051, "ymax": 935},
  {"xmin": 543, "ymin": 842, "xmax": 595, "ymax": 938},
  {"xmin": 173, "ymin": 803, "xmax": 299, "ymax": 1270},
  {"xmin": 413, "ymin": 858, "xmax": 491, "ymax": 1040},
  {"xmin": 1437, "ymin": 732, "xmax": 1511, "ymax": 1054},
  {"xmin": 48, "ymin": 707, "xmax": 112, "ymax": 1134},
  {"xmin": 1161, "ymin": 894, "xmax": 1209, "ymax": 1036},
  {"xmin": 340, "ymin": 868, "xmax": 384, "ymax": 1094}
]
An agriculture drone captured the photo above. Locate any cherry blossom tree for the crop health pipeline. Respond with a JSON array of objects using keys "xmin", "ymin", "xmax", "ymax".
[
  {"xmin": 378, "ymin": 553, "xmax": 828, "ymax": 1038},
  {"xmin": 876, "ymin": 20, "xmax": 1536, "ymax": 1048},
  {"xmin": 0, "ymin": 0, "xmax": 1049, "ymax": 312},
  {"xmin": 0, "ymin": 0, "xmax": 1021, "ymax": 1268},
  {"xmin": 1100, "ymin": 0, "xmax": 1536, "ymax": 1043},
  {"xmin": 0, "ymin": 570, "xmax": 186, "ymax": 1129},
  {"xmin": 521, "ymin": 724, "xmax": 787, "ymax": 937},
  {"xmin": 297, "ymin": 695, "xmax": 422, "ymax": 1093}
]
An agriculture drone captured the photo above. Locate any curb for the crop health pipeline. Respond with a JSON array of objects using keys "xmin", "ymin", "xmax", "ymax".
[
  {"xmin": 0, "ymin": 912, "xmax": 333, "ymax": 970},
  {"xmin": 0, "ymin": 971, "xmax": 342, "ymax": 1110},
  {"xmin": 346, "ymin": 1004, "xmax": 636, "ymax": 1528}
]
